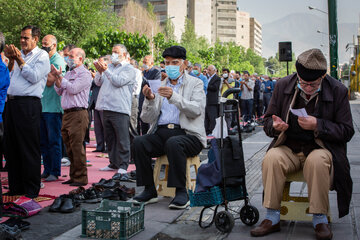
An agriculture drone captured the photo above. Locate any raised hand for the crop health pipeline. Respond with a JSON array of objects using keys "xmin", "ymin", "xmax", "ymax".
[
  {"xmin": 158, "ymin": 86, "xmax": 173, "ymax": 99},
  {"xmin": 272, "ymin": 115, "xmax": 289, "ymax": 132},
  {"xmin": 142, "ymin": 85, "xmax": 155, "ymax": 100}
]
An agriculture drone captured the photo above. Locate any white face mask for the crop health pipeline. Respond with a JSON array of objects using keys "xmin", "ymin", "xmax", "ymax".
[
  {"xmin": 111, "ymin": 53, "xmax": 120, "ymax": 65},
  {"xmin": 223, "ymin": 73, "xmax": 228, "ymax": 79},
  {"xmin": 142, "ymin": 64, "xmax": 149, "ymax": 70}
]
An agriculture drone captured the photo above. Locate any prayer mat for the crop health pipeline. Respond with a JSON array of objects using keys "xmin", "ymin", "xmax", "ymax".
[{"xmin": 3, "ymin": 194, "xmax": 56, "ymax": 203}]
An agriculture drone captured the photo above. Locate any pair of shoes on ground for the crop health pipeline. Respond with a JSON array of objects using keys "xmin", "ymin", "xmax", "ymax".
[
  {"xmin": 250, "ymin": 219, "xmax": 333, "ymax": 240},
  {"xmin": 112, "ymin": 173, "xmax": 135, "ymax": 182},
  {"xmin": 61, "ymin": 179, "xmax": 86, "ymax": 187},
  {"xmin": 132, "ymin": 187, "xmax": 189, "ymax": 209},
  {"xmin": 2, "ymin": 218, "xmax": 30, "ymax": 231},
  {"xmin": 72, "ymin": 186, "xmax": 104, "ymax": 203},
  {"xmin": 49, "ymin": 195, "xmax": 80, "ymax": 213},
  {"xmin": 0, "ymin": 224, "xmax": 22, "ymax": 239}
]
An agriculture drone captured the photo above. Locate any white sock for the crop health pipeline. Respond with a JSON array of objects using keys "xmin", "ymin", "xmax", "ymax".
[{"xmin": 118, "ymin": 168, "xmax": 127, "ymax": 174}]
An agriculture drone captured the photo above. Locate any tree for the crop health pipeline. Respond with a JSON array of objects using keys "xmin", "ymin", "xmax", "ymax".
[
  {"xmin": 163, "ymin": 18, "xmax": 176, "ymax": 41},
  {"xmin": 153, "ymin": 33, "xmax": 178, "ymax": 64},
  {"xmin": 82, "ymin": 30, "xmax": 150, "ymax": 61},
  {"xmin": 0, "ymin": 0, "xmax": 120, "ymax": 46},
  {"xmin": 118, "ymin": 0, "xmax": 160, "ymax": 40}
]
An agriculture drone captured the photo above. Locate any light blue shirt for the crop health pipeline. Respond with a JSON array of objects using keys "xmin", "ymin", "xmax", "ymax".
[
  {"xmin": 8, "ymin": 46, "xmax": 50, "ymax": 98},
  {"xmin": 157, "ymin": 75, "xmax": 183, "ymax": 125},
  {"xmin": 190, "ymin": 72, "xmax": 208, "ymax": 94}
]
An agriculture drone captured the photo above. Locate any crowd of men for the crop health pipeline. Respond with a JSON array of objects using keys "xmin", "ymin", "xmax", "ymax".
[{"xmin": 0, "ymin": 25, "xmax": 354, "ymax": 240}]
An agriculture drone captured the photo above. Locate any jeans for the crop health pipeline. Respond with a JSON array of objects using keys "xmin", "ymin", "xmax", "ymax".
[
  {"xmin": 40, "ymin": 112, "xmax": 62, "ymax": 177},
  {"xmin": 241, "ymin": 99, "xmax": 253, "ymax": 122}
]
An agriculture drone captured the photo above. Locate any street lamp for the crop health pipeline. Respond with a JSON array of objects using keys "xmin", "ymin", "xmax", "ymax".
[{"xmin": 308, "ymin": 6, "xmax": 328, "ymax": 15}]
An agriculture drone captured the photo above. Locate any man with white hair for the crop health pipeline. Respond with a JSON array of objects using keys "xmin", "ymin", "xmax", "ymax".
[
  {"xmin": 94, "ymin": 44, "xmax": 136, "ymax": 180},
  {"xmin": 205, "ymin": 65, "xmax": 221, "ymax": 135},
  {"xmin": 51, "ymin": 47, "xmax": 92, "ymax": 187},
  {"xmin": 40, "ymin": 34, "xmax": 66, "ymax": 182}
]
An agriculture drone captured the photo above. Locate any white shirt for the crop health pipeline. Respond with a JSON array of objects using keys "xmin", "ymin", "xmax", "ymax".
[
  {"xmin": 94, "ymin": 61, "xmax": 136, "ymax": 115},
  {"xmin": 133, "ymin": 68, "xmax": 143, "ymax": 97},
  {"xmin": 241, "ymin": 79, "xmax": 255, "ymax": 100},
  {"xmin": 8, "ymin": 46, "xmax": 50, "ymax": 98}
]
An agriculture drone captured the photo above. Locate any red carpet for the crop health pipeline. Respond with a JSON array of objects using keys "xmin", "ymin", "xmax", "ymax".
[{"xmin": 1, "ymin": 129, "xmax": 136, "ymax": 209}]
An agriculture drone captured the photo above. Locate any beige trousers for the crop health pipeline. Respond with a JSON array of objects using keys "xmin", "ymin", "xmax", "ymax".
[{"xmin": 262, "ymin": 145, "xmax": 332, "ymax": 214}]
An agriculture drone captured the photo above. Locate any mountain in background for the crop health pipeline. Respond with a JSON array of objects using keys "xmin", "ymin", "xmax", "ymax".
[{"xmin": 262, "ymin": 13, "xmax": 358, "ymax": 63}]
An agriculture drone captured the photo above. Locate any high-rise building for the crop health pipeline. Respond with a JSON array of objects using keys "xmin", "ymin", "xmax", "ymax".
[
  {"xmin": 250, "ymin": 17, "xmax": 262, "ymax": 55},
  {"xmin": 188, "ymin": 0, "xmax": 212, "ymax": 43},
  {"xmin": 236, "ymin": 11, "xmax": 250, "ymax": 49},
  {"xmin": 211, "ymin": 0, "xmax": 237, "ymax": 43}
]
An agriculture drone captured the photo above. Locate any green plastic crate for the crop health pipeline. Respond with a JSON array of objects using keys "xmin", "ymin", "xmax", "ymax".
[{"xmin": 81, "ymin": 200, "xmax": 144, "ymax": 240}]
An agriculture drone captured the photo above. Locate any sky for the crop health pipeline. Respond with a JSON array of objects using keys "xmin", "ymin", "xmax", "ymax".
[{"xmin": 237, "ymin": 0, "xmax": 360, "ymax": 25}]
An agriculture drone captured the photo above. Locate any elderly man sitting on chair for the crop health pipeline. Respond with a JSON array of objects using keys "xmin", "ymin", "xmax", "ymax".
[
  {"xmin": 250, "ymin": 49, "xmax": 354, "ymax": 240},
  {"xmin": 132, "ymin": 46, "xmax": 206, "ymax": 209}
]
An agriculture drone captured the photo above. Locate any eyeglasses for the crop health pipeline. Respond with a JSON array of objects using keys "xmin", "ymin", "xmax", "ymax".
[{"xmin": 298, "ymin": 75, "xmax": 323, "ymax": 88}]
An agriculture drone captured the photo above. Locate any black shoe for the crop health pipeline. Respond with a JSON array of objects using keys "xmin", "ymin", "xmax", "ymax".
[
  {"xmin": 3, "ymin": 218, "xmax": 31, "ymax": 231},
  {"xmin": 112, "ymin": 173, "xmax": 134, "ymax": 182},
  {"xmin": 60, "ymin": 197, "xmax": 79, "ymax": 213},
  {"xmin": 168, "ymin": 188, "xmax": 189, "ymax": 209},
  {"xmin": 92, "ymin": 149, "xmax": 103, "ymax": 152},
  {"xmin": 0, "ymin": 224, "xmax": 22, "ymax": 239},
  {"xmin": 49, "ymin": 195, "xmax": 66, "ymax": 212},
  {"xmin": 41, "ymin": 172, "xmax": 49, "ymax": 179},
  {"xmin": 101, "ymin": 188, "xmax": 127, "ymax": 201},
  {"xmin": 62, "ymin": 180, "xmax": 73, "ymax": 185},
  {"xmin": 92, "ymin": 178, "xmax": 107, "ymax": 187},
  {"xmin": 69, "ymin": 182, "xmax": 87, "ymax": 187},
  {"xmin": 132, "ymin": 187, "xmax": 158, "ymax": 205}
]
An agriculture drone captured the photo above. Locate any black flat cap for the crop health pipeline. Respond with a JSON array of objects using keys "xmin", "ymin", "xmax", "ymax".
[{"xmin": 162, "ymin": 46, "xmax": 186, "ymax": 60}]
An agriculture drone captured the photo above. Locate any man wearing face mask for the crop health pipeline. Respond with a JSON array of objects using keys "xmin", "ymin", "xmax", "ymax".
[
  {"xmin": 220, "ymin": 68, "xmax": 235, "ymax": 130},
  {"xmin": 62, "ymin": 44, "xmax": 76, "ymax": 71},
  {"xmin": 132, "ymin": 46, "xmax": 205, "ymax": 209},
  {"xmin": 51, "ymin": 47, "xmax": 92, "ymax": 187},
  {"xmin": 190, "ymin": 63, "xmax": 208, "ymax": 94},
  {"xmin": 94, "ymin": 44, "xmax": 136, "ymax": 181},
  {"xmin": 250, "ymin": 49, "xmax": 354, "ymax": 240},
  {"xmin": 3, "ymin": 25, "xmax": 50, "ymax": 198},
  {"xmin": 40, "ymin": 35, "xmax": 66, "ymax": 182}
]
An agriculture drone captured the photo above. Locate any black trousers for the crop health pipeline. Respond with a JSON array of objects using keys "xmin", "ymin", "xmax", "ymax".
[
  {"xmin": 4, "ymin": 97, "xmax": 41, "ymax": 198},
  {"xmin": 205, "ymin": 104, "xmax": 219, "ymax": 135},
  {"xmin": 133, "ymin": 128, "xmax": 203, "ymax": 188}
]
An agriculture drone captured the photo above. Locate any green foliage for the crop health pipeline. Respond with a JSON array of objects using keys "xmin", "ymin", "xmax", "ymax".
[
  {"xmin": 153, "ymin": 33, "xmax": 178, "ymax": 64},
  {"xmin": 163, "ymin": 19, "xmax": 176, "ymax": 42},
  {"xmin": 0, "ymin": 0, "xmax": 120, "ymax": 47},
  {"xmin": 146, "ymin": 2, "xmax": 156, "ymax": 21},
  {"xmin": 82, "ymin": 30, "xmax": 150, "ymax": 61},
  {"xmin": 264, "ymin": 53, "xmax": 296, "ymax": 77}
]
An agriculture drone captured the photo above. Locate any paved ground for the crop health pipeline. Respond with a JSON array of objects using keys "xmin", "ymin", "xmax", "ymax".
[{"xmin": 19, "ymin": 99, "xmax": 360, "ymax": 240}]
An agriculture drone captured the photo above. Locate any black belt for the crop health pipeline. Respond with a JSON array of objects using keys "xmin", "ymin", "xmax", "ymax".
[
  {"xmin": 7, "ymin": 95, "xmax": 39, "ymax": 100},
  {"xmin": 157, "ymin": 124, "xmax": 181, "ymax": 129},
  {"xmin": 64, "ymin": 107, "xmax": 86, "ymax": 113}
]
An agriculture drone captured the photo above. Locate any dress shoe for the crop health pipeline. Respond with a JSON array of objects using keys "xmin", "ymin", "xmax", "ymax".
[
  {"xmin": 3, "ymin": 218, "xmax": 31, "ymax": 230},
  {"xmin": 168, "ymin": 189, "xmax": 189, "ymax": 209},
  {"xmin": 92, "ymin": 149, "xmax": 103, "ymax": 152},
  {"xmin": 314, "ymin": 223, "xmax": 333, "ymax": 240},
  {"xmin": 62, "ymin": 180, "xmax": 73, "ymax": 185},
  {"xmin": 112, "ymin": 173, "xmax": 134, "ymax": 182},
  {"xmin": 69, "ymin": 182, "xmax": 87, "ymax": 187},
  {"xmin": 49, "ymin": 196, "xmax": 65, "ymax": 212},
  {"xmin": 60, "ymin": 197, "xmax": 78, "ymax": 213},
  {"xmin": 132, "ymin": 187, "xmax": 158, "ymax": 205},
  {"xmin": 92, "ymin": 178, "xmax": 107, "ymax": 187},
  {"xmin": 250, "ymin": 219, "xmax": 280, "ymax": 237}
]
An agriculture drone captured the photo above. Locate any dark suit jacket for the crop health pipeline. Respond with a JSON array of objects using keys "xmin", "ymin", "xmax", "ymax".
[
  {"xmin": 263, "ymin": 73, "xmax": 354, "ymax": 218},
  {"xmin": 206, "ymin": 74, "xmax": 221, "ymax": 105},
  {"xmin": 89, "ymin": 81, "xmax": 100, "ymax": 110}
]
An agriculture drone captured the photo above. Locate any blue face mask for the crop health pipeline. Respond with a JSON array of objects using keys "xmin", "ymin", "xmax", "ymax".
[
  {"xmin": 67, "ymin": 58, "xmax": 77, "ymax": 70},
  {"xmin": 192, "ymin": 70, "xmax": 199, "ymax": 75},
  {"xmin": 64, "ymin": 56, "xmax": 69, "ymax": 65},
  {"xmin": 165, "ymin": 65, "xmax": 181, "ymax": 80}
]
